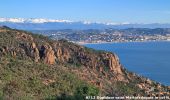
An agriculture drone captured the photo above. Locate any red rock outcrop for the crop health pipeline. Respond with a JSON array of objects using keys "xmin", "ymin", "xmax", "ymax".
[
  {"xmin": 16, "ymin": 32, "xmax": 33, "ymax": 41},
  {"xmin": 100, "ymin": 53, "xmax": 125, "ymax": 81},
  {"xmin": 108, "ymin": 54, "xmax": 122, "ymax": 74},
  {"xmin": 30, "ymin": 42, "xmax": 40, "ymax": 62},
  {"xmin": 55, "ymin": 47, "xmax": 70, "ymax": 62},
  {"xmin": 56, "ymin": 47, "xmax": 62, "ymax": 61},
  {"xmin": 62, "ymin": 48, "xmax": 70, "ymax": 61},
  {"xmin": 41, "ymin": 45, "xmax": 56, "ymax": 64}
]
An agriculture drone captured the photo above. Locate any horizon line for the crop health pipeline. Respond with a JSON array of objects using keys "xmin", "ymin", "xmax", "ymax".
[{"xmin": 1, "ymin": 17, "xmax": 170, "ymax": 25}]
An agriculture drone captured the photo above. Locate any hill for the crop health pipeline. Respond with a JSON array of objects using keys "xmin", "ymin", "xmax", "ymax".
[{"xmin": 0, "ymin": 26, "xmax": 169, "ymax": 99}]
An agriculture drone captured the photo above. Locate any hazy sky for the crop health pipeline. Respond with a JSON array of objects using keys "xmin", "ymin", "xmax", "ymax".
[{"xmin": 0, "ymin": 0, "xmax": 170, "ymax": 23}]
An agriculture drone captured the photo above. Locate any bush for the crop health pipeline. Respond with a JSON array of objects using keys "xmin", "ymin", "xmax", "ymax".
[{"xmin": 75, "ymin": 84, "xmax": 99, "ymax": 99}]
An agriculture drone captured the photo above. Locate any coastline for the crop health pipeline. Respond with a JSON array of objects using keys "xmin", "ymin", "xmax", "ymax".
[
  {"xmin": 76, "ymin": 40, "xmax": 170, "ymax": 45},
  {"xmin": 83, "ymin": 40, "xmax": 170, "ymax": 86}
]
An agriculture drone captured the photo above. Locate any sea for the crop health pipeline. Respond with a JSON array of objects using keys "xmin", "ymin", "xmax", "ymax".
[{"xmin": 84, "ymin": 41, "xmax": 170, "ymax": 86}]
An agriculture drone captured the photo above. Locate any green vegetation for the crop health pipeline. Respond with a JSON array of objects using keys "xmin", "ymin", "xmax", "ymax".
[
  {"xmin": 115, "ymin": 82, "xmax": 141, "ymax": 95},
  {"xmin": 84, "ymin": 46, "xmax": 106, "ymax": 54},
  {"xmin": 0, "ymin": 56, "xmax": 99, "ymax": 99},
  {"xmin": 53, "ymin": 84, "xmax": 99, "ymax": 100}
]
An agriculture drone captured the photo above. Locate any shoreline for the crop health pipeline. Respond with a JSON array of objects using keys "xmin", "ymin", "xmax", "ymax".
[
  {"xmin": 82, "ymin": 39, "xmax": 170, "ymax": 86},
  {"xmin": 76, "ymin": 40, "xmax": 170, "ymax": 45}
]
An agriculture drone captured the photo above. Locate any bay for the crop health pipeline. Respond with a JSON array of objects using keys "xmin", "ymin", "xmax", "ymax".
[{"xmin": 84, "ymin": 41, "xmax": 170, "ymax": 86}]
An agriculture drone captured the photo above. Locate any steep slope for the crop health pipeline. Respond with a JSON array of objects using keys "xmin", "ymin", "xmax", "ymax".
[{"xmin": 0, "ymin": 26, "xmax": 169, "ymax": 99}]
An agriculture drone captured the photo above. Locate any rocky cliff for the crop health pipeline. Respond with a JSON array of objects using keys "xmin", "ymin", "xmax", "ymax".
[
  {"xmin": 0, "ymin": 26, "xmax": 169, "ymax": 99},
  {"xmin": 0, "ymin": 26, "xmax": 124, "ymax": 78}
]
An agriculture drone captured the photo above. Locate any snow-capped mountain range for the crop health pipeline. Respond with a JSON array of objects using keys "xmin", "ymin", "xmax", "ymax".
[
  {"xmin": 0, "ymin": 17, "xmax": 73, "ymax": 23},
  {"xmin": 0, "ymin": 17, "xmax": 126, "ymax": 25},
  {"xmin": 1, "ymin": 17, "xmax": 170, "ymax": 30}
]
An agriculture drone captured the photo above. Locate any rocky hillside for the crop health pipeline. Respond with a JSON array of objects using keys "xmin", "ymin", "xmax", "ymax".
[{"xmin": 0, "ymin": 26, "xmax": 169, "ymax": 99}]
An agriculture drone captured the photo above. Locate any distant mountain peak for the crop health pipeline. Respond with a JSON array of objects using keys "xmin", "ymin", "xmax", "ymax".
[{"xmin": 0, "ymin": 17, "xmax": 73, "ymax": 23}]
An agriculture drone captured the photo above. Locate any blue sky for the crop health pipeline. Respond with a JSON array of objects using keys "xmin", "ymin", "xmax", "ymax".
[{"xmin": 0, "ymin": 0, "xmax": 170, "ymax": 23}]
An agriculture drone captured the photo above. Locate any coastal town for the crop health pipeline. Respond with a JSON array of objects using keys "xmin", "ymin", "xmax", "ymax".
[{"xmin": 33, "ymin": 28, "xmax": 170, "ymax": 43}]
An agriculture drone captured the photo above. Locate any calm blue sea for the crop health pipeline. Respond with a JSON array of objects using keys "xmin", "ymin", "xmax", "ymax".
[{"xmin": 84, "ymin": 41, "xmax": 170, "ymax": 86}]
